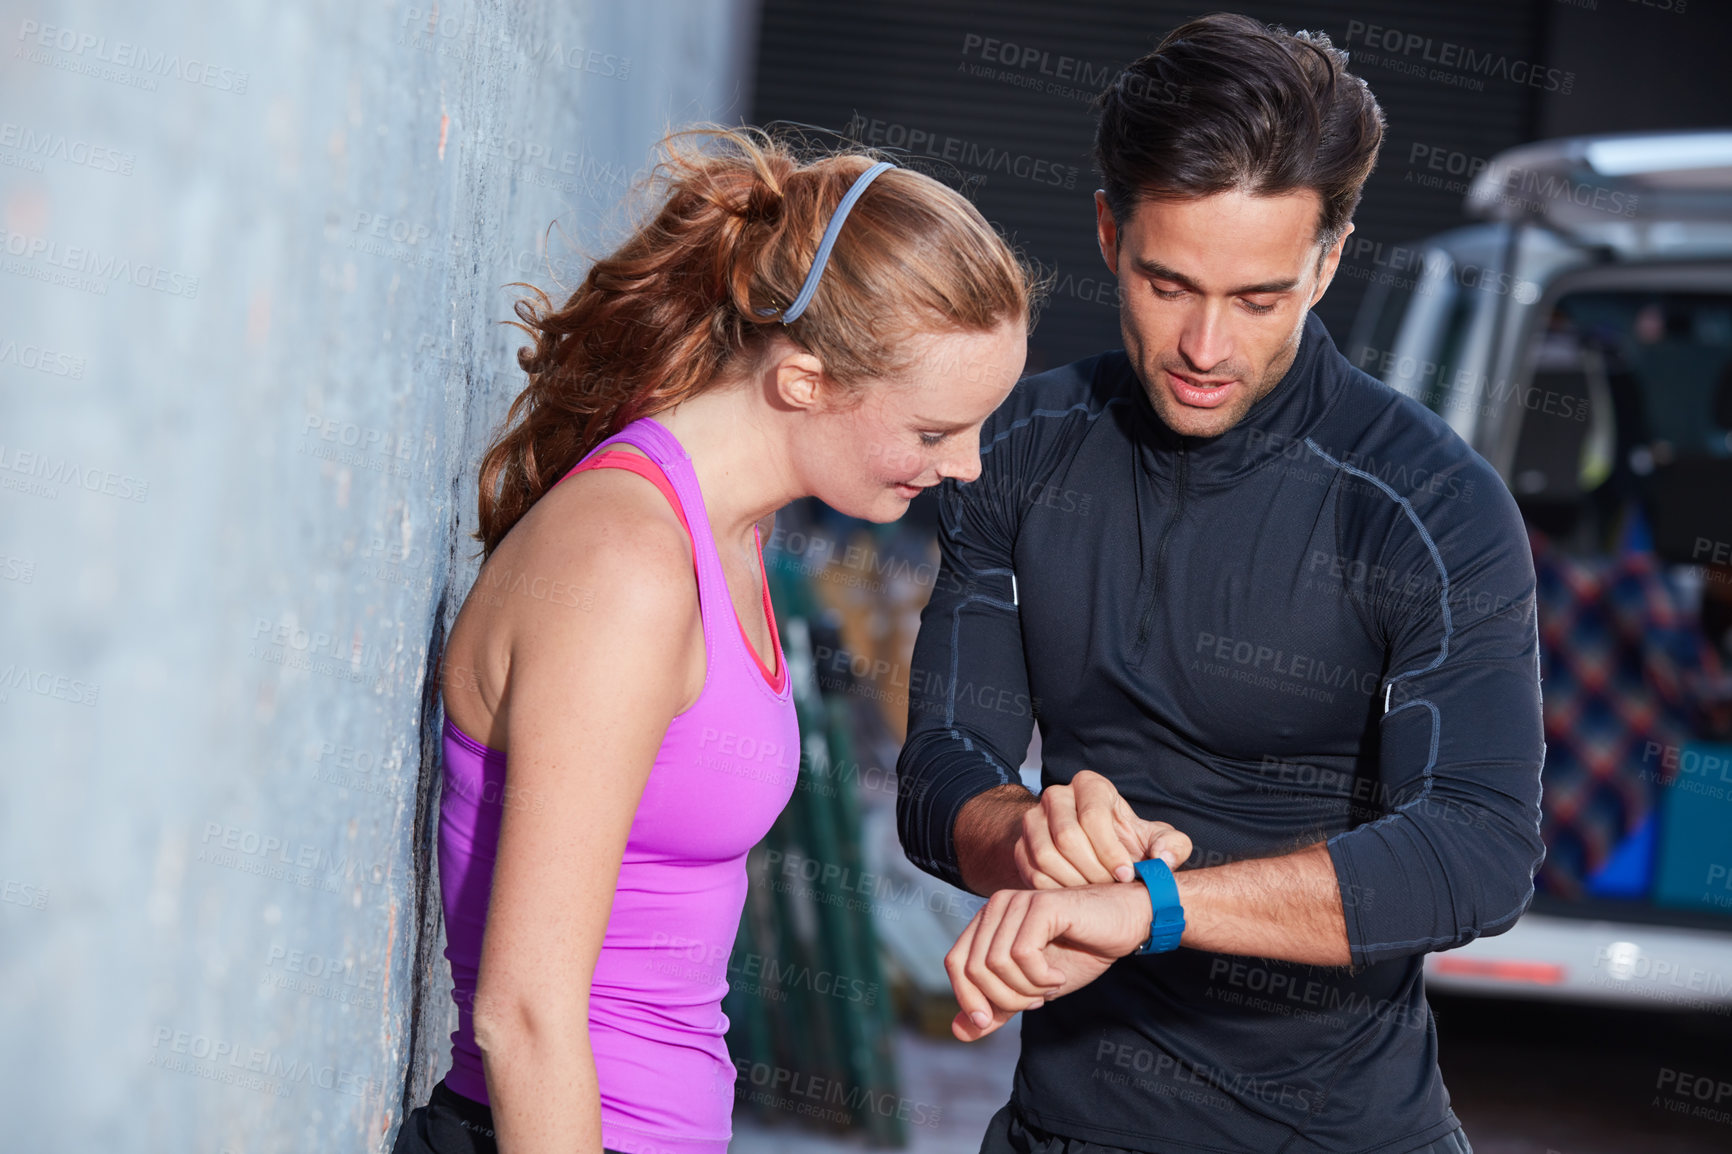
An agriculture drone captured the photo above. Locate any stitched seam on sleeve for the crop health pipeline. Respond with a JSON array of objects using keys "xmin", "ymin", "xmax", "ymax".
[
  {"xmin": 945, "ymin": 583, "xmax": 1018, "ymax": 785},
  {"xmin": 978, "ymin": 396, "xmax": 1127, "ymax": 457},
  {"xmin": 1302, "ymin": 437, "xmax": 1452, "ymax": 678}
]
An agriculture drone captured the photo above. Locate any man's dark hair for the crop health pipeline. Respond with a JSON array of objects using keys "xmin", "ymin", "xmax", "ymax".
[{"xmin": 1093, "ymin": 12, "xmax": 1385, "ymax": 259}]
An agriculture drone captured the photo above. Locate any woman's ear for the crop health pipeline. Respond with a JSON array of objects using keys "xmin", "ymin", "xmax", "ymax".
[{"xmin": 769, "ymin": 347, "xmax": 829, "ymax": 412}]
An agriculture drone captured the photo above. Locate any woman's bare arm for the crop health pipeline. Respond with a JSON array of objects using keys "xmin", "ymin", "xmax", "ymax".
[{"xmin": 469, "ymin": 480, "xmax": 699, "ymax": 1154}]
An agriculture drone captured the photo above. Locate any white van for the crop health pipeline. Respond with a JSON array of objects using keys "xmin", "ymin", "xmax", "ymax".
[{"xmin": 1346, "ymin": 129, "xmax": 1732, "ymax": 1014}]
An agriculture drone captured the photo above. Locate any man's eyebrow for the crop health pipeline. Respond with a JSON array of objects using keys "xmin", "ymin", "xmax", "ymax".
[{"xmin": 1132, "ymin": 257, "xmax": 1300, "ymax": 296}]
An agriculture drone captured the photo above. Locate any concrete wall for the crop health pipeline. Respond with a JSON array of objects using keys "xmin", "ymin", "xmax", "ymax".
[{"xmin": 0, "ymin": 2, "xmax": 757, "ymax": 1148}]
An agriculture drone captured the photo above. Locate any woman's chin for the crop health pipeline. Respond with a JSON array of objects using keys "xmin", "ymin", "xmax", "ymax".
[
  {"xmin": 860, "ymin": 498, "xmax": 907, "ymax": 523},
  {"xmin": 844, "ymin": 490, "xmax": 912, "ymax": 523},
  {"xmin": 809, "ymin": 482, "xmax": 924, "ymax": 523}
]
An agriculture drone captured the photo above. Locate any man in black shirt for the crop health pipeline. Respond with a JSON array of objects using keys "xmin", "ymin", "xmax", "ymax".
[{"xmin": 894, "ymin": 14, "xmax": 1544, "ymax": 1154}]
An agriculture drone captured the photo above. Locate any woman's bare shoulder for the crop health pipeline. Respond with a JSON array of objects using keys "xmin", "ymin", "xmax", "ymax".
[
  {"xmin": 493, "ymin": 468, "xmax": 696, "ymax": 651},
  {"xmin": 515, "ymin": 466, "xmax": 688, "ymax": 580},
  {"xmin": 444, "ymin": 467, "xmax": 699, "ymax": 744}
]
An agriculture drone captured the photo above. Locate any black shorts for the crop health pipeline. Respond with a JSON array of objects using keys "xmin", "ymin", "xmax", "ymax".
[
  {"xmin": 391, "ymin": 1078, "xmax": 628, "ymax": 1154},
  {"xmin": 977, "ymin": 1099, "xmax": 1474, "ymax": 1154}
]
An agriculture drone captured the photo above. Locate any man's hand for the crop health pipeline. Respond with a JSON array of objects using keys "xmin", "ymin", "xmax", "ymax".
[
  {"xmin": 944, "ymin": 881, "xmax": 1152, "ymax": 1042},
  {"xmin": 1015, "ymin": 770, "xmax": 1192, "ymax": 889}
]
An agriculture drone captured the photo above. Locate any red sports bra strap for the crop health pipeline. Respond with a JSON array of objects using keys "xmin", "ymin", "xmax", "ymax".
[{"xmin": 565, "ymin": 451, "xmax": 691, "ymax": 538}]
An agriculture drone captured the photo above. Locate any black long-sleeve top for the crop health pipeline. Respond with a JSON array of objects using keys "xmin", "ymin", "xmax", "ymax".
[{"xmin": 895, "ymin": 310, "xmax": 1547, "ymax": 1153}]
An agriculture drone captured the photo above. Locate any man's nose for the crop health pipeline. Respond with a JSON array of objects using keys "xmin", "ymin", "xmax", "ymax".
[{"xmin": 1177, "ymin": 302, "xmax": 1234, "ymax": 375}]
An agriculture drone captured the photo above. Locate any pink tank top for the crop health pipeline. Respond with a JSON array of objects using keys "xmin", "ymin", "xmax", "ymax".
[{"xmin": 436, "ymin": 415, "xmax": 801, "ymax": 1153}]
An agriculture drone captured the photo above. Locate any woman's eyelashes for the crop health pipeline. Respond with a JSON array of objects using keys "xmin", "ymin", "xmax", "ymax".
[{"xmin": 918, "ymin": 431, "xmax": 947, "ymax": 447}]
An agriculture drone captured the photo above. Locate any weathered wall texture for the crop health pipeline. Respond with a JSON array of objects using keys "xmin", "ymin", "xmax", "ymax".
[{"xmin": 0, "ymin": 2, "xmax": 756, "ymax": 1148}]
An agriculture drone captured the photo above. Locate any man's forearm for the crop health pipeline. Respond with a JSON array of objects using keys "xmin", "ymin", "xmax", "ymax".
[
  {"xmin": 1171, "ymin": 841, "xmax": 1352, "ymax": 966},
  {"xmin": 953, "ymin": 786, "xmax": 1352, "ymax": 964},
  {"xmin": 953, "ymin": 784, "xmax": 1038, "ymax": 896}
]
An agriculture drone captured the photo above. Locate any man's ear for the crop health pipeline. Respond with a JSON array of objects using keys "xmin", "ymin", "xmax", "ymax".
[
  {"xmin": 1095, "ymin": 191, "xmax": 1120, "ymax": 278},
  {"xmin": 1309, "ymin": 222, "xmax": 1355, "ymax": 309}
]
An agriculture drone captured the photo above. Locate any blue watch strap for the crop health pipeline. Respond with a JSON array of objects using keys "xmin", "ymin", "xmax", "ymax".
[{"xmin": 1132, "ymin": 858, "xmax": 1185, "ymax": 955}]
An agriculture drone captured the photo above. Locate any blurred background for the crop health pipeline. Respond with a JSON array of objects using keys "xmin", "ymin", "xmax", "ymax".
[{"xmin": 2, "ymin": 1, "xmax": 1730, "ymax": 1151}]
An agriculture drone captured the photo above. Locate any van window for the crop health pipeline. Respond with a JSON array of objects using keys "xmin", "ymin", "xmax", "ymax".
[
  {"xmin": 1513, "ymin": 291, "xmax": 1732, "ymax": 559},
  {"xmin": 1352, "ymin": 250, "xmax": 1484, "ymax": 435}
]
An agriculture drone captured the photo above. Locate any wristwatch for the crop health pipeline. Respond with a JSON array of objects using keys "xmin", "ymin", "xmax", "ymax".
[{"xmin": 1131, "ymin": 858, "xmax": 1186, "ymax": 955}]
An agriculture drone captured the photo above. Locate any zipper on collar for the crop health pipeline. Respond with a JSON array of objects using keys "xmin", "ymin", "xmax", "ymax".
[{"xmin": 1135, "ymin": 439, "xmax": 1187, "ymax": 650}]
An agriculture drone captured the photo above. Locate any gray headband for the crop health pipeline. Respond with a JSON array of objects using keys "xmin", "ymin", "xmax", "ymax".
[{"xmin": 757, "ymin": 160, "xmax": 896, "ymax": 324}]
